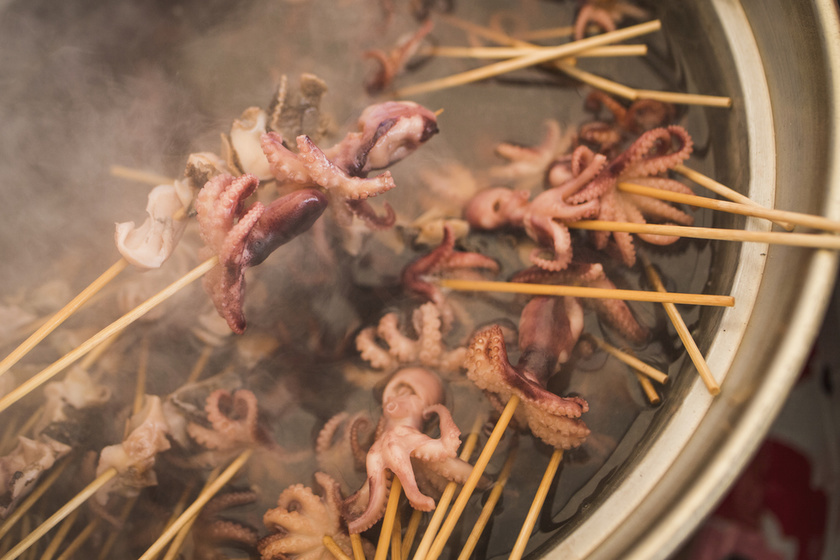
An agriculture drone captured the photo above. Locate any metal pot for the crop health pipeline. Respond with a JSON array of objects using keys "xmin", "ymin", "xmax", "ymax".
[
  {"xmin": 540, "ymin": 1, "xmax": 840, "ymax": 558},
  {"xmin": 0, "ymin": 0, "xmax": 837, "ymax": 558}
]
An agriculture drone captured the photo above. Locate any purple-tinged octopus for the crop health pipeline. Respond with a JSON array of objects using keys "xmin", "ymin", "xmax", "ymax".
[
  {"xmin": 579, "ymin": 90, "xmax": 677, "ymax": 154},
  {"xmin": 465, "ymin": 146, "xmax": 605, "ymax": 271},
  {"xmin": 565, "ymin": 126, "xmax": 695, "ymax": 266},
  {"xmin": 195, "ymin": 173, "xmax": 328, "ymax": 333},
  {"xmin": 511, "ymin": 261, "xmax": 649, "ymax": 344},
  {"xmin": 355, "ymin": 302, "xmax": 468, "ymax": 377},
  {"xmin": 574, "ymin": 0, "xmax": 650, "ymax": 40},
  {"xmin": 364, "ymin": 19, "xmax": 434, "ymax": 94},
  {"xmin": 489, "ymin": 119, "xmax": 574, "ymax": 190},
  {"xmin": 402, "ymin": 224, "xmax": 499, "ymax": 327},
  {"xmin": 342, "ymin": 367, "xmax": 471, "ymax": 534},
  {"xmin": 191, "ymin": 489, "xmax": 259, "ymax": 560},
  {"xmin": 187, "ymin": 389, "xmax": 268, "ymax": 452},
  {"xmin": 465, "ymin": 296, "xmax": 591, "ymax": 449},
  {"xmin": 259, "ymin": 472, "xmax": 370, "ymax": 560},
  {"xmin": 261, "ymin": 101, "xmax": 438, "ymax": 229}
]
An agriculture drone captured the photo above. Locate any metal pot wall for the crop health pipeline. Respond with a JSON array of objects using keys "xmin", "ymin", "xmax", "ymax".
[
  {"xmin": 0, "ymin": 1, "xmax": 837, "ymax": 559},
  {"xmin": 540, "ymin": 1, "xmax": 840, "ymax": 558}
]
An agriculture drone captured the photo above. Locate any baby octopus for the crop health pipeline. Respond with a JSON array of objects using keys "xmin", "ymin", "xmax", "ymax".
[
  {"xmin": 196, "ymin": 174, "xmax": 328, "ymax": 333},
  {"xmin": 465, "ymin": 296, "xmax": 591, "ymax": 450},
  {"xmin": 341, "ymin": 367, "xmax": 467, "ymax": 534},
  {"xmin": 566, "ymin": 125, "xmax": 695, "ymax": 266},
  {"xmin": 465, "ymin": 146, "xmax": 606, "ymax": 271},
  {"xmin": 259, "ymin": 472, "xmax": 368, "ymax": 560},
  {"xmin": 261, "ymin": 100, "xmax": 439, "ymax": 229}
]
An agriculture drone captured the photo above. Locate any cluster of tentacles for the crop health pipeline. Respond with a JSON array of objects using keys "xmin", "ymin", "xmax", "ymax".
[
  {"xmin": 341, "ymin": 367, "xmax": 477, "ymax": 534},
  {"xmin": 258, "ymin": 472, "xmax": 369, "ymax": 560}
]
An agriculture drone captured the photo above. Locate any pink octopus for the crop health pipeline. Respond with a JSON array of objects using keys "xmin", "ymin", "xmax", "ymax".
[
  {"xmin": 341, "ymin": 367, "xmax": 466, "ymax": 533},
  {"xmin": 566, "ymin": 126, "xmax": 695, "ymax": 266},
  {"xmin": 260, "ymin": 101, "xmax": 438, "ymax": 229},
  {"xmin": 465, "ymin": 295, "xmax": 591, "ymax": 450},
  {"xmin": 364, "ymin": 20, "xmax": 434, "ymax": 94},
  {"xmin": 513, "ymin": 260, "xmax": 649, "ymax": 343},
  {"xmin": 187, "ymin": 389, "xmax": 269, "ymax": 452},
  {"xmin": 402, "ymin": 224, "xmax": 499, "ymax": 326},
  {"xmin": 574, "ymin": 0, "xmax": 650, "ymax": 40},
  {"xmin": 355, "ymin": 301, "xmax": 468, "ymax": 376},
  {"xmin": 489, "ymin": 119, "xmax": 573, "ymax": 189},
  {"xmin": 579, "ymin": 90, "xmax": 676, "ymax": 154},
  {"xmin": 259, "ymin": 472, "xmax": 369, "ymax": 560},
  {"xmin": 196, "ymin": 174, "xmax": 328, "ymax": 333},
  {"xmin": 465, "ymin": 146, "xmax": 605, "ymax": 271}
]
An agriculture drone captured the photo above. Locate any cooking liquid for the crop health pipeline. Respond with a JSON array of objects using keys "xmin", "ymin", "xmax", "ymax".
[{"xmin": 0, "ymin": 0, "xmax": 724, "ymax": 557}]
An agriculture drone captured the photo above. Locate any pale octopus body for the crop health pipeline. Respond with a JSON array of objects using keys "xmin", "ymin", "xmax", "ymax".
[{"xmin": 342, "ymin": 367, "xmax": 464, "ymax": 533}]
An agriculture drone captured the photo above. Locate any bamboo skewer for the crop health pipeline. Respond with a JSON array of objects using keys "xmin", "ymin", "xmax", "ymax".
[
  {"xmin": 0, "ymin": 258, "xmax": 129, "ymax": 379},
  {"xmin": 509, "ymin": 449, "xmax": 564, "ymax": 560},
  {"xmin": 323, "ymin": 536, "xmax": 353, "ymax": 560},
  {"xmin": 138, "ymin": 449, "xmax": 253, "ymax": 560},
  {"xmin": 374, "ymin": 478, "xmax": 403, "ymax": 560},
  {"xmin": 0, "ymin": 467, "xmax": 118, "ymax": 560},
  {"xmin": 96, "ymin": 495, "xmax": 139, "ymax": 560},
  {"xmin": 411, "ymin": 416, "xmax": 484, "ymax": 560},
  {"xmin": 0, "ymin": 458, "xmax": 70, "ymax": 541},
  {"xmin": 350, "ymin": 534, "xmax": 366, "ymax": 560},
  {"xmin": 514, "ymin": 24, "xmax": 576, "ymax": 41},
  {"xmin": 438, "ymin": 14, "xmax": 730, "ymax": 107},
  {"xmin": 426, "ymin": 395, "xmax": 521, "ymax": 560},
  {"xmin": 401, "ymin": 510, "xmax": 423, "ymax": 560},
  {"xmin": 161, "ymin": 477, "xmax": 215, "ymax": 560},
  {"xmin": 134, "ymin": 335, "xmax": 150, "ymax": 415},
  {"xmin": 567, "ymin": 220, "xmax": 840, "ymax": 250},
  {"xmin": 110, "ymin": 164, "xmax": 176, "ymax": 186},
  {"xmin": 635, "ymin": 371, "xmax": 661, "ymax": 405},
  {"xmin": 457, "ymin": 442, "xmax": 519, "ymax": 560},
  {"xmin": 672, "ymin": 165, "xmax": 793, "ymax": 231},
  {"xmin": 618, "ymin": 181, "xmax": 840, "ymax": 232},
  {"xmin": 588, "ymin": 335, "xmax": 669, "ymax": 384},
  {"xmin": 394, "ymin": 20, "xmax": 662, "ymax": 97},
  {"xmin": 41, "ymin": 508, "xmax": 80, "ymax": 560},
  {"xmin": 428, "ymin": 44, "xmax": 647, "ymax": 59},
  {"xmin": 55, "ymin": 518, "xmax": 99, "ymax": 560},
  {"xmin": 0, "ymin": 256, "xmax": 219, "ymax": 416},
  {"xmin": 391, "ymin": 511, "xmax": 403, "ymax": 560},
  {"xmin": 437, "ymin": 278, "xmax": 734, "ymax": 307},
  {"xmin": 554, "ymin": 61, "xmax": 638, "ymax": 99},
  {"xmin": 642, "ymin": 257, "xmax": 720, "ymax": 395}
]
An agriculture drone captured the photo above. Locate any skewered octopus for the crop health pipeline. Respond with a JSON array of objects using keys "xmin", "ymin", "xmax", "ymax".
[
  {"xmin": 574, "ymin": 0, "xmax": 649, "ymax": 40},
  {"xmin": 261, "ymin": 100, "xmax": 439, "ymax": 229},
  {"xmin": 465, "ymin": 296, "xmax": 591, "ymax": 450},
  {"xmin": 566, "ymin": 125, "xmax": 695, "ymax": 266},
  {"xmin": 196, "ymin": 173, "xmax": 328, "ymax": 333},
  {"xmin": 465, "ymin": 146, "xmax": 605, "ymax": 271},
  {"xmin": 401, "ymin": 224, "xmax": 499, "ymax": 327},
  {"xmin": 355, "ymin": 301, "xmax": 468, "ymax": 376},
  {"xmin": 259, "ymin": 472, "xmax": 367, "ymax": 560},
  {"xmin": 187, "ymin": 389, "xmax": 266, "ymax": 452},
  {"xmin": 341, "ymin": 367, "xmax": 465, "ymax": 533}
]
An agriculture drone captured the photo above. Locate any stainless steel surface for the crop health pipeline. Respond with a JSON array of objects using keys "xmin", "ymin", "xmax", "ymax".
[
  {"xmin": 540, "ymin": 1, "xmax": 840, "ymax": 558},
  {"xmin": 0, "ymin": 1, "xmax": 837, "ymax": 558}
]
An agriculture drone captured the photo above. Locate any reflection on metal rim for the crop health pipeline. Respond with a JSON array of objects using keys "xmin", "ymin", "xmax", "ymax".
[{"xmin": 541, "ymin": 0, "xmax": 840, "ymax": 558}]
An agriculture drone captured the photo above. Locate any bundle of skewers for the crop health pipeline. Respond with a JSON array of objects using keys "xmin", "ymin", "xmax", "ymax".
[{"xmin": 1, "ymin": 1, "xmax": 838, "ymax": 559}]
